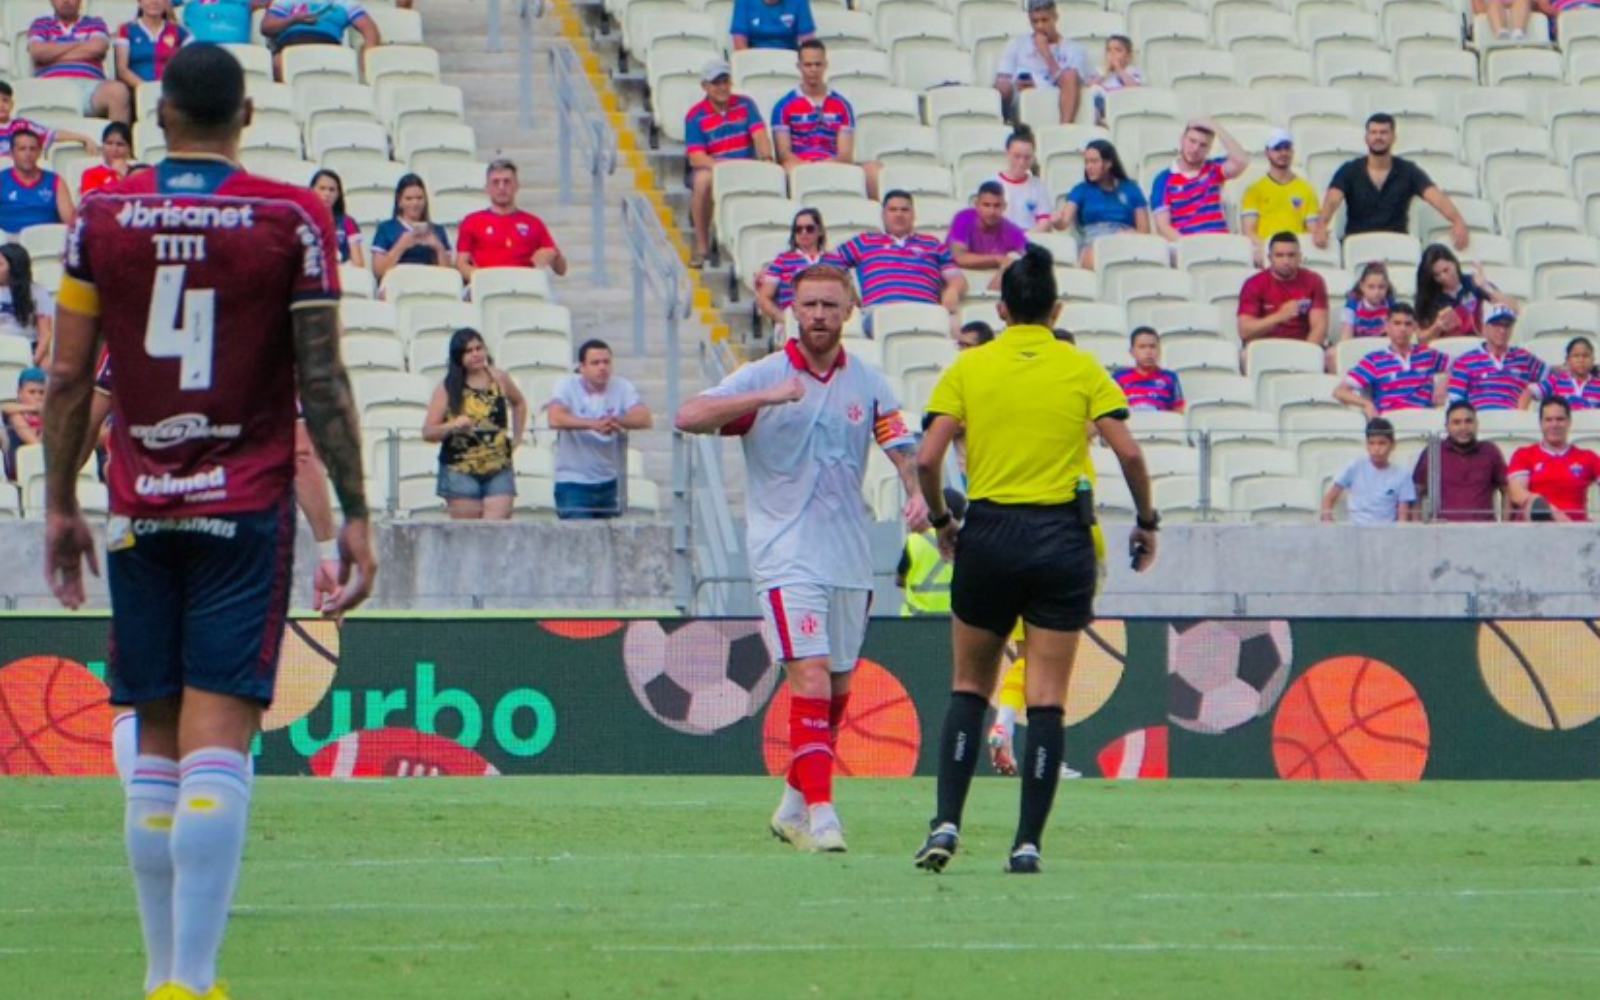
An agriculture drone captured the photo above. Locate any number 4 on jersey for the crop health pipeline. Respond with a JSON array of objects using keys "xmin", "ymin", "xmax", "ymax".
[{"xmin": 146, "ymin": 264, "xmax": 216, "ymax": 390}]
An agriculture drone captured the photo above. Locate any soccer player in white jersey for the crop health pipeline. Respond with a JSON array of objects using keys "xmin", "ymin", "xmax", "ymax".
[{"xmin": 677, "ymin": 264, "xmax": 929, "ymax": 852}]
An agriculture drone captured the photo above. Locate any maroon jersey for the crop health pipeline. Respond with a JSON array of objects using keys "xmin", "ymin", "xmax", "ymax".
[{"xmin": 62, "ymin": 155, "xmax": 340, "ymax": 517}]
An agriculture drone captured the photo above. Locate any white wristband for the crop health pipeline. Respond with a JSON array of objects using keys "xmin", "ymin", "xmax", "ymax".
[{"xmin": 318, "ymin": 539, "xmax": 339, "ymax": 562}]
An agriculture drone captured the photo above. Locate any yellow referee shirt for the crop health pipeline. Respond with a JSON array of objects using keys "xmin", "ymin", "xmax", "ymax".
[
  {"xmin": 1241, "ymin": 174, "xmax": 1320, "ymax": 239},
  {"xmin": 926, "ymin": 324, "xmax": 1128, "ymax": 505}
]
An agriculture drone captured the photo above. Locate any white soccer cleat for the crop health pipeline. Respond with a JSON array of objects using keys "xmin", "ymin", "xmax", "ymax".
[
  {"xmin": 770, "ymin": 807, "xmax": 811, "ymax": 849},
  {"xmin": 809, "ymin": 822, "xmax": 848, "ymax": 853},
  {"xmin": 1060, "ymin": 761, "xmax": 1083, "ymax": 779}
]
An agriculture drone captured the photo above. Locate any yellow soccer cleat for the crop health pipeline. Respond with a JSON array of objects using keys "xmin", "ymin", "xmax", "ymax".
[{"xmin": 148, "ymin": 982, "xmax": 232, "ymax": 1000}]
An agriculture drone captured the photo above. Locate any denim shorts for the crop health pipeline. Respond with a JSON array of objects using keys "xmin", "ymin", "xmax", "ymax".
[{"xmin": 437, "ymin": 465, "xmax": 516, "ymax": 501}]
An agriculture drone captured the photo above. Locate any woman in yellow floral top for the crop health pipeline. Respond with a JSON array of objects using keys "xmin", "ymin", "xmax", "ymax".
[{"xmin": 423, "ymin": 328, "xmax": 530, "ymax": 519}]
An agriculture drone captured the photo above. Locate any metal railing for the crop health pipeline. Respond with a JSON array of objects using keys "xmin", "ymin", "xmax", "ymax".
[
  {"xmin": 621, "ymin": 193, "xmax": 696, "ymax": 610},
  {"xmin": 551, "ymin": 43, "xmax": 619, "ymax": 287}
]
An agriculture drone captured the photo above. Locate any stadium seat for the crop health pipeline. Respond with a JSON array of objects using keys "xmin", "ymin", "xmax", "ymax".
[
  {"xmin": 1238, "ymin": 50, "xmax": 1315, "ymax": 88},
  {"xmin": 892, "ymin": 41, "xmax": 975, "ymax": 91},
  {"xmin": 731, "ymin": 49, "xmax": 798, "ymax": 88},
  {"xmin": 242, "ymin": 118, "xmax": 304, "ymax": 156},
  {"xmin": 309, "ymin": 121, "xmax": 390, "ymax": 169},
  {"xmin": 1127, "ymin": 409, "xmax": 1189, "ymax": 446},
  {"xmin": 1058, "ymin": 303, "xmax": 1128, "ymax": 341},
  {"xmin": 1517, "ymin": 301, "xmax": 1600, "ymax": 347},
  {"xmin": 1261, "ymin": 373, "xmax": 1344, "ymax": 418},
  {"xmin": 495, "ymin": 302, "xmax": 575, "ymax": 352},
  {"xmin": 791, "ymin": 162, "xmax": 868, "ymax": 203},
  {"xmin": 1176, "ymin": 235, "xmax": 1254, "ymax": 278},
  {"xmin": 1120, "ymin": 270, "xmax": 1194, "ymax": 328},
  {"xmin": 1537, "ymin": 267, "xmax": 1600, "ymax": 305},
  {"xmin": 282, "ymin": 46, "xmax": 360, "ymax": 96},
  {"xmin": 1235, "ymin": 476, "xmax": 1320, "ymax": 523},
  {"xmin": 396, "ymin": 122, "xmax": 477, "ymax": 172},
  {"xmin": 1518, "ymin": 234, "xmax": 1599, "ymax": 293},
  {"xmin": 361, "ymin": 6, "xmax": 425, "ymax": 47},
  {"xmin": 1333, "ymin": 337, "xmax": 1385, "ymax": 377},
  {"xmin": 1164, "ymin": 339, "xmax": 1240, "ymax": 375},
  {"xmin": 380, "ymin": 264, "xmax": 464, "ymax": 306},
  {"xmin": 342, "ymin": 335, "xmax": 408, "ymax": 373},
  {"xmin": 395, "ymin": 479, "xmax": 450, "ymax": 519},
  {"xmin": 878, "ymin": 164, "xmax": 953, "ymax": 200},
  {"xmin": 221, "ymin": 43, "xmax": 273, "ymax": 86},
  {"xmin": 341, "ymin": 299, "xmax": 400, "ymax": 339},
  {"xmin": 1246, "ymin": 339, "xmax": 1324, "ymax": 389},
  {"xmin": 383, "ymin": 85, "xmax": 467, "ymax": 138},
  {"xmin": 300, "ymin": 82, "xmax": 379, "ymax": 135},
  {"xmin": 1149, "ymin": 302, "xmax": 1232, "ymax": 345},
  {"xmin": 814, "ymin": 10, "xmax": 880, "ymax": 54},
  {"xmin": 341, "ymin": 266, "xmax": 377, "ymax": 300},
  {"xmin": 1094, "ymin": 234, "xmax": 1171, "ymax": 299},
  {"xmin": 402, "ymin": 302, "xmax": 482, "ymax": 361},
  {"xmin": 1342, "ymin": 233, "xmax": 1422, "ymax": 272},
  {"xmin": 352, "ymin": 372, "xmax": 435, "ymax": 419},
  {"xmin": 938, "ymin": 122, "xmax": 1012, "ymax": 174}
]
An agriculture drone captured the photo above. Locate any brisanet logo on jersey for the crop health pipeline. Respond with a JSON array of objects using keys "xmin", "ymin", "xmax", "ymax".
[
  {"xmin": 135, "ymin": 467, "xmax": 228, "ymax": 501},
  {"xmin": 115, "ymin": 201, "xmax": 256, "ymax": 229},
  {"xmin": 130, "ymin": 413, "xmax": 243, "ymax": 450}
]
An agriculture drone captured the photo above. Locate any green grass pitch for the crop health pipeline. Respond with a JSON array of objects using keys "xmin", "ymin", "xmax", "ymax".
[{"xmin": 4, "ymin": 777, "xmax": 1599, "ymax": 999}]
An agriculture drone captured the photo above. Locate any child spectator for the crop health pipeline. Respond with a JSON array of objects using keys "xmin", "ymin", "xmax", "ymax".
[
  {"xmin": 1088, "ymin": 34, "xmax": 1142, "ymax": 126},
  {"xmin": 1113, "ymin": 326, "xmax": 1184, "ymax": 412},
  {"xmin": 1322, "ymin": 417, "xmax": 1416, "ymax": 525},
  {"xmin": 3, "ymin": 366, "xmax": 45, "ymax": 480},
  {"xmin": 1342, "ymin": 263, "xmax": 1395, "ymax": 340}
]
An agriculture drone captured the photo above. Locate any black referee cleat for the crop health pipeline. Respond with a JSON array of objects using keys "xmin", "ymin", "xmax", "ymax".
[
  {"xmin": 1005, "ymin": 844, "xmax": 1042, "ymax": 875},
  {"xmin": 914, "ymin": 822, "xmax": 960, "ymax": 872}
]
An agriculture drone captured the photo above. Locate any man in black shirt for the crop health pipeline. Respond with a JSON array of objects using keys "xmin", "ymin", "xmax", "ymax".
[{"xmin": 1312, "ymin": 113, "xmax": 1469, "ymax": 251}]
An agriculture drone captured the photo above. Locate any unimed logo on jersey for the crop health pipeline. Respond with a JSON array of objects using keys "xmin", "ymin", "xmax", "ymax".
[
  {"xmin": 115, "ymin": 200, "xmax": 257, "ymax": 229},
  {"xmin": 134, "ymin": 466, "xmax": 227, "ymax": 499}
]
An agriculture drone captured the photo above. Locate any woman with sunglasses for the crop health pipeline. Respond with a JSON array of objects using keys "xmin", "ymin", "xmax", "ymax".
[{"xmin": 755, "ymin": 208, "xmax": 833, "ymax": 336}]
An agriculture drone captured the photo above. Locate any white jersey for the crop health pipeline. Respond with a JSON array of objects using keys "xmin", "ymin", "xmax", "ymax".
[
  {"xmin": 995, "ymin": 170, "xmax": 1051, "ymax": 230},
  {"xmin": 701, "ymin": 340, "xmax": 915, "ymax": 591}
]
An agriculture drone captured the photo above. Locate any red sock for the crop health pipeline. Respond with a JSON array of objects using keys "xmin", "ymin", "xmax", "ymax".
[
  {"xmin": 829, "ymin": 692, "xmax": 851, "ymax": 748},
  {"xmin": 789, "ymin": 696, "xmax": 834, "ymax": 807}
]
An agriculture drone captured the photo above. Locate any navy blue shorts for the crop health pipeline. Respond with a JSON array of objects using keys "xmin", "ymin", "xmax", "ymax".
[{"xmin": 107, "ymin": 498, "xmax": 296, "ymax": 707}]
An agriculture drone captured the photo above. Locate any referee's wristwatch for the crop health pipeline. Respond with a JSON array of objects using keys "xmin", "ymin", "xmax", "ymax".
[
  {"xmin": 930, "ymin": 511, "xmax": 954, "ymax": 529},
  {"xmin": 1136, "ymin": 511, "xmax": 1161, "ymax": 532}
]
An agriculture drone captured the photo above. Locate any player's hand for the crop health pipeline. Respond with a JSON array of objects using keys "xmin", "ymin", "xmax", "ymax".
[
  {"xmin": 44, "ymin": 510, "xmax": 100, "ymax": 610},
  {"xmin": 324, "ymin": 520, "xmax": 376, "ymax": 620},
  {"xmin": 765, "ymin": 376, "xmax": 805, "ymax": 406},
  {"xmin": 935, "ymin": 519, "xmax": 959, "ymax": 561},
  {"xmin": 312, "ymin": 554, "xmax": 342, "ymax": 613},
  {"xmin": 903, "ymin": 492, "xmax": 931, "ymax": 533},
  {"xmin": 1128, "ymin": 526, "xmax": 1157, "ymax": 573}
]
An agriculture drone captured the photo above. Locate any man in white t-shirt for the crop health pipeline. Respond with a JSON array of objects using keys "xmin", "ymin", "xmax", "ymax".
[
  {"xmin": 676, "ymin": 263, "xmax": 929, "ymax": 854},
  {"xmin": 994, "ymin": 0, "xmax": 1089, "ymax": 125},
  {"xmin": 547, "ymin": 339, "xmax": 653, "ymax": 519}
]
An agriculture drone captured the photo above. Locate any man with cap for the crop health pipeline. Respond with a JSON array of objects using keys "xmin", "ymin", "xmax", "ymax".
[
  {"xmin": 1241, "ymin": 129, "xmax": 1320, "ymax": 265},
  {"xmin": 1149, "ymin": 116, "xmax": 1250, "ymax": 241},
  {"xmin": 685, "ymin": 58, "xmax": 773, "ymax": 269},
  {"xmin": 994, "ymin": 0, "xmax": 1090, "ymax": 124},
  {"xmin": 1448, "ymin": 305, "xmax": 1549, "ymax": 411}
]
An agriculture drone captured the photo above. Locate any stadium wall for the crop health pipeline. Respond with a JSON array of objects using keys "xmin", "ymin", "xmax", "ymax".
[
  {"xmin": 3, "ymin": 617, "xmax": 1597, "ymax": 781},
  {"xmin": 0, "ymin": 523, "xmax": 1595, "ymax": 616}
]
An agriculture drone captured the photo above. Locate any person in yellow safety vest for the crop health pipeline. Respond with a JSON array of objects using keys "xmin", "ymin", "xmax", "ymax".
[{"xmin": 897, "ymin": 488, "xmax": 968, "ymax": 616}]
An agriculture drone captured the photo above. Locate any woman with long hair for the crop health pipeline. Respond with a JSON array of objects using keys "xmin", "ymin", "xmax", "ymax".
[
  {"xmin": 1052, "ymin": 138, "xmax": 1149, "ymax": 268},
  {"xmin": 371, "ymin": 173, "xmax": 452, "ymax": 278},
  {"xmin": 79, "ymin": 122, "xmax": 135, "ymax": 196},
  {"xmin": 114, "ymin": 0, "xmax": 189, "ymax": 88},
  {"xmin": 995, "ymin": 128, "xmax": 1053, "ymax": 233},
  {"xmin": 422, "ymin": 328, "xmax": 529, "ymax": 520},
  {"xmin": 755, "ymin": 208, "xmax": 831, "ymax": 333},
  {"xmin": 1526, "ymin": 336, "xmax": 1600, "ymax": 410},
  {"xmin": 1414, "ymin": 244, "xmax": 1512, "ymax": 343},
  {"xmin": 0, "ymin": 244, "xmax": 52, "ymax": 365},
  {"xmin": 310, "ymin": 168, "xmax": 366, "ymax": 269}
]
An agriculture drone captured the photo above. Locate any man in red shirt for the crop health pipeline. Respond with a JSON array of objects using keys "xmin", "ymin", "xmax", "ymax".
[
  {"xmin": 1236, "ymin": 232, "xmax": 1328, "ymax": 348},
  {"xmin": 1509, "ymin": 396, "xmax": 1600, "ymax": 522},
  {"xmin": 456, "ymin": 158, "xmax": 566, "ymax": 282}
]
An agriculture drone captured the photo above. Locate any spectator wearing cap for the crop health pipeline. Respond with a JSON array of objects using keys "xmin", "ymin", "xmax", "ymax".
[
  {"xmin": 1415, "ymin": 244, "xmax": 1512, "ymax": 343},
  {"xmin": 1054, "ymin": 138, "xmax": 1148, "ymax": 268},
  {"xmin": 1334, "ymin": 303, "xmax": 1447, "ymax": 416},
  {"xmin": 1149, "ymin": 117, "xmax": 1250, "ymax": 241},
  {"xmin": 1237, "ymin": 232, "xmax": 1328, "ymax": 349},
  {"xmin": 994, "ymin": 0, "xmax": 1090, "ymax": 125},
  {"xmin": 686, "ymin": 59, "xmax": 773, "ymax": 269},
  {"xmin": 1322, "ymin": 417, "xmax": 1416, "ymax": 525},
  {"xmin": 1509, "ymin": 396, "xmax": 1600, "ymax": 522},
  {"xmin": 1241, "ymin": 129, "xmax": 1320, "ymax": 266},
  {"xmin": 1113, "ymin": 326, "xmax": 1184, "ymax": 413},
  {"xmin": 947, "ymin": 181, "xmax": 1029, "ymax": 291},
  {"xmin": 730, "ymin": 0, "xmax": 816, "ymax": 51},
  {"xmin": 832, "ymin": 190, "xmax": 966, "ymax": 332},
  {"xmin": 3, "ymin": 366, "xmax": 45, "ymax": 480},
  {"xmin": 1447, "ymin": 305, "xmax": 1549, "ymax": 411},
  {"xmin": 770, "ymin": 40, "xmax": 879, "ymax": 197},
  {"xmin": 1314, "ymin": 114, "xmax": 1469, "ymax": 251},
  {"xmin": 1412, "ymin": 401, "xmax": 1509, "ymax": 522},
  {"xmin": 457, "ymin": 159, "xmax": 566, "ymax": 285},
  {"xmin": 1526, "ymin": 337, "xmax": 1600, "ymax": 410},
  {"xmin": 956, "ymin": 321, "xmax": 995, "ymax": 350}
]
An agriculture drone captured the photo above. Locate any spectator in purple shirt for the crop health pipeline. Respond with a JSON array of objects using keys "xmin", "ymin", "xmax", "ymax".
[
  {"xmin": 1412, "ymin": 401, "xmax": 1509, "ymax": 521},
  {"xmin": 947, "ymin": 181, "xmax": 1029, "ymax": 292}
]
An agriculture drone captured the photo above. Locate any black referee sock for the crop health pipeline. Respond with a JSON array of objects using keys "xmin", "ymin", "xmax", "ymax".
[
  {"xmin": 933, "ymin": 691, "xmax": 989, "ymax": 829},
  {"xmin": 1015, "ymin": 707, "xmax": 1066, "ymax": 850}
]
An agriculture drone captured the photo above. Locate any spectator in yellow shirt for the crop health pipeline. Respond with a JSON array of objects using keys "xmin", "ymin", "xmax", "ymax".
[{"xmin": 1241, "ymin": 129, "xmax": 1320, "ymax": 266}]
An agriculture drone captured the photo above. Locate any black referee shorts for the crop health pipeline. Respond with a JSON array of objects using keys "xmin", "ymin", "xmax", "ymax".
[{"xmin": 951, "ymin": 500, "xmax": 1097, "ymax": 636}]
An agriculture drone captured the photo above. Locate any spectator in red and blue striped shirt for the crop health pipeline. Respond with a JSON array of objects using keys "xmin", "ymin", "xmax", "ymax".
[
  {"xmin": 832, "ymin": 191, "xmax": 967, "ymax": 332},
  {"xmin": 1335, "ymin": 304, "xmax": 1448, "ymax": 416},
  {"xmin": 0, "ymin": 82, "xmax": 98, "ymax": 156},
  {"xmin": 756, "ymin": 207, "xmax": 833, "ymax": 333},
  {"xmin": 771, "ymin": 40, "xmax": 880, "ymax": 198},
  {"xmin": 1447, "ymin": 305, "xmax": 1549, "ymax": 411},
  {"xmin": 28, "ymin": 0, "xmax": 132, "ymax": 123},
  {"xmin": 1149, "ymin": 117, "xmax": 1249, "ymax": 241},
  {"xmin": 1526, "ymin": 337, "xmax": 1600, "ymax": 410},
  {"xmin": 1113, "ymin": 327, "xmax": 1185, "ymax": 412},
  {"xmin": 686, "ymin": 59, "xmax": 773, "ymax": 269}
]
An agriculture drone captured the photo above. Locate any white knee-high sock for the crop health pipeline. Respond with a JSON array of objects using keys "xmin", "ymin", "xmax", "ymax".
[
  {"xmin": 113, "ymin": 713, "xmax": 139, "ymax": 788},
  {"xmin": 125, "ymin": 755, "xmax": 180, "ymax": 995},
  {"xmin": 170, "ymin": 749, "xmax": 253, "ymax": 995}
]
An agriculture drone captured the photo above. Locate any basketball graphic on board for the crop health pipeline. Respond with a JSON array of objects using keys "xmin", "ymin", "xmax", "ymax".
[
  {"xmin": 539, "ymin": 620, "xmax": 625, "ymax": 640},
  {"xmin": 262, "ymin": 620, "xmax": 340, "ymax": 732},
  {"xmin": 763, "ymin": 659, "xmax": 920, "ymax": 778},
  {"xmin": 1477, "ymin": 620, "xmax": 1600, "ymax": 731},
  {"xmin": 1272, "ymin": 656, "xmax": 1430, "ymax": 781},
  {"xmin": 0, "ymin": 656, "xmax": 117, "ymax": 776}
]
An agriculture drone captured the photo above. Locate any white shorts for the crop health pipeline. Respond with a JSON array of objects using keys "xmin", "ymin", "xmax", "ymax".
[{"xmin": 758, "ymin": 583, "xmax": 871, "ymax": 673}]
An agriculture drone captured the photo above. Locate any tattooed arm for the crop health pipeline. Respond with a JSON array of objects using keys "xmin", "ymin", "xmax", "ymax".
[
  {"xmin": 292, "ymin": 303, "xmax": 378, "ymax": 615},
  {"xmin": 42, "ymin": 301, "xmax": 103, "ymax": 608}
]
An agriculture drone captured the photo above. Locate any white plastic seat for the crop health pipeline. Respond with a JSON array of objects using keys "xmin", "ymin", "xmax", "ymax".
[
  {"xmin": 1236, "ymin": 477, "xmax": 1320, "ymax": 523},
  {"xmin": 731, "ymin": 49, "xmax": 798, "ymax": 88},
  {"xmin": 380, "ymin": 264, "xmax": 464, "ymax": 305},
  {"xmin": 1176, "ymin": 234, "xmax": 1254, "ymax": 277},
  {"xmin": 382, "ymin": 84, "xmax": 466, "ymax": 137},
  {"xmin": 282, "ymin": 46, "xmax": 359, "ymax": 95},
  {"xmin": 1517, "ymin": 301, "xmax": 1600, "ymax": 347},
  {"xmin": 1127, "ymin": 410, "xmax": 1190, "ymax": 446},
  {"xmin": 309, "ymin": 120, "xmax": 389, "ymax": 164},
  {"xmin": 340, "ymin": 265, "xmax": 377, "ymax": 300},
  {"xmin": 938, "ymin": 123, "xmax": 1011, "ymax": 174},
  {"xmin": 1342, "ymin": 233, "xmax": 1422, "ymax": 273},
  {"xmin": 891, "ymin": 40, "xmax": 974, "ymax": 92},
  {"xmin": 364, "ymin": 44, "xmax": 441, "ymax": 88},
  {"xmin": 1400, "ymin": 49, "xmax": 1478, "ymax": 89},
  {"xmin": 1163, "ymin": 338, "xmax": 1239, "ymax": 374},
  {"xmin": 878, "ymin": 164, "xmax": 953, "ymax": 199},
  {"xmin": 1057, "ymin": 303, "xmax": 1129, "ymax": 340},
  {"xmin": 396, "ymin": 122, "xmax": 476, "ymax": 170},
  {"xmin": 340, "ymin": 299, "xmax": 400, "ymax": 338},
  {"xmin": 814, "ymin": 10, "xmax": 880, "ymax": 54},
  {"xmin": 790, "ymin": 162, "xmax": 868, "ymax": 202},
  {"xmin": 1247, "ymin": 339, "xmax": 1324, "ymax": 386},
  {"xmin": 1486, "ymin": 47, "xmax": 1563, "ymax": 88}
]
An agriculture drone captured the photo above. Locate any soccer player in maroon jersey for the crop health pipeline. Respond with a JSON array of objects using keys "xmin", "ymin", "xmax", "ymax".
[{"xmin": 42, "ymin": 45, "xmax": 375, "ymax": 1000}]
